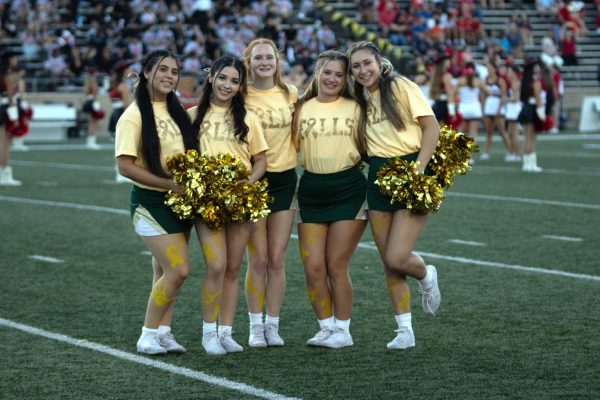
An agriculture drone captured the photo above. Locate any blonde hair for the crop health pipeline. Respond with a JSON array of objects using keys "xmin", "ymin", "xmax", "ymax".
[{"xmin": 242, "ymin": 38, "xmax": 290, "ymax": 100}]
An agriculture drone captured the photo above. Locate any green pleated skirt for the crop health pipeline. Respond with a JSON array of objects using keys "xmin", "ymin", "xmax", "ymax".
[
  {"xmin": 130, "ymin": 186, "xmax": 193, "ymax": 235},
  {"xmin": 298, "ymin": 166, "xmax": 367, "ymax": 223}
]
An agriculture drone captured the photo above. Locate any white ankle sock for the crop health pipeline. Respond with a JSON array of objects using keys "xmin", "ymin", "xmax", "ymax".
[
  {"xmin": 395, "ymin": 313, "xmax": 413, "ymax": 332},
  {"xmin": 318, "ymin": 317, "xmax": 335, "ymax": 329},
  {"xmin": 219, "ymin": 325, "xmax": 232, "ymax": 335},
  {"xmin": 265, "ymin": 315, "xmax": 279, "ymax": 326},
  {"xmin": 335, "ymin": 318, "xmax": 351, "ymax": 333},
  {"xmin": 248, "ymin": 312, "xmax": 263, "ymax": 326},
  {"xmin": 418, "ymin": 266, "xmax": 433, "ymax": 290},
  {"xmin": 202, "ymin": 321, "xmax": 217, "ymax": 335},
  {"xmin": 141, "ymin": 326, "xmax": 158, "ymax": 338},
  {"xmin": 157, "ymin": 325, "xmax": 170, "ymax": 335}
]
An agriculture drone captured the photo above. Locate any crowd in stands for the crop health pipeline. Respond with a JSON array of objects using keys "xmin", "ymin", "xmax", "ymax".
[{"xmin": 0, "ymin": 0, "xmax": 596, "ymax": 96}]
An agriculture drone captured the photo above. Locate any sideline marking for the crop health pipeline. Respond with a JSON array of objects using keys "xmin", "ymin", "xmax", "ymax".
[
  {"xmin": 2, "ymin": 195, "xmax": 599, "ymax": 282},
  {"xmin": 0, "ymin": 317, "xmax": 300, "ymax": 400},
  {"xmin": 448, "ymin": 239, "xmax": 486, "ymax": 246},
  {"xmin": 12, "ymin": 160, "xmax": 114, "ymax": 171},
  {"xmin": 542, "ymin": 235, "xmax": 583, "ymax": 242},
  {"xmin": 446, "ymin": 192, "xmax": 600, "ymax": 210},
  {"xmin": 292, "ymin": 236, "xmax": 600, "ymax": 282},
  {"xmin": 28, "ymin": 255, "xmax": 64, "ymax": 264}
]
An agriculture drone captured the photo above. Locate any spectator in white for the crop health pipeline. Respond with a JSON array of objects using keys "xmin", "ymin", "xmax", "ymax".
[
  {"xmin": 165, "ymin": 2, "xmax": 185, "ymax": 24},
  {"xmin": 237, "ymin": 22, "xmax": 256, "ymax": 45},
  {"xmin": 127, "ymin": 34, "xmax": 144, "ymax": 62},
  {"xmin": 182, "ymin": 51, "xmax": 203, "ymax": 75},
  {"xmin": 536, "ymin": 0, "xmax": 556, "ymax": 17},
  {"xmin": 540, "ymin": 29, "xmax": 564, "ymax": 70},
  {"xmin": 190, "ymin": 0, "xmax": 212, "ymax": 28},
  {"xmin": 139, "ymin": 4, "xmax": 158, "ymax": 27},
  {"xmin": 43, "ymin": 48, "xmax": 68, "ymax": 89},
  {"xmin": 157, "ymin": 23, "xmax": 175, "ymax": 48},
  {"xmin": 316, "ymin": 22, "xmax": 337, "ymax": 49}
]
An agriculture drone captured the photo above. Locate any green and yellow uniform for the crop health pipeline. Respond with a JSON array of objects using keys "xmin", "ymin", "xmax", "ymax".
[
  {"xmin": 245, "ymin": 83, "xmax": 298, "ymax": 212},
  {"xmin": 295, "ymin": 96, "xmax": 366, "ymax": 223},
  {"xmin": 365, "ymin": 77, "xmax": 435, "ymax": 211},
  {"xmin": 115, "ymin": 101, "xmax": 193, "ymax": 235}
]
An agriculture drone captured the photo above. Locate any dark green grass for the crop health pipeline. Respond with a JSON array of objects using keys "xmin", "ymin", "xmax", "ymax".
[{"xmin": 1, "ymin": 136, "xmax": 599, "ymax": 399}]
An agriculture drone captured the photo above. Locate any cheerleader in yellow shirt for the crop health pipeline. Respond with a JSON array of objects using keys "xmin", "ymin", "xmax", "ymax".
[
  {"xmin": 187, "ymin": 56, "xmax": 269, "ymax": 356},
  {"xmin": 347, "ymin": 41, "xmax": 441, "ymax": 350},
  {"xmin": 115, "ymin": 50, "xmax": 198, "ymax": 355},
  {"xmin": 293, "ymin": 50, "xmax": 367, "ymax": 349},
  {"xmin": 241, "ymin": 38, "xmax": 299, "ymax": 347}
]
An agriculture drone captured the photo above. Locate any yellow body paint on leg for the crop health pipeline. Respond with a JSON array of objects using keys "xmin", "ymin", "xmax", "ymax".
[
  {"xmin": 300, "ymin": 242, "xmax": 310, "ymax": 262},
  {"xmin": 397, "ymin": 289, "xmax": 411, "ymax": 313},
  {"xmin": 320, "ymin": 298, "xmax": 332, "ymax": 316},
  {"xmin": 385, "ymin": 276, "xmax": 403, "ymax": 292},
  {"xmin": 201, "ymin": 285, "xmax": 222, "ymax": 321},
  {"xmin": 165, "ymin": 245, "xmax": 185, "ymax": 269},
  {"xmin": 150, "ymin": 281, "xmax": 174, "ymax": 307},
  {"xmin": 307, "ymin": 287, "xmax": 318, "ymax": 302},
  {"xmin": 202, "ymin": 243, "xmax": 218, "ymax": 263},
  {"xmin": 248, "ymin": 240, "xmax": 257, "ymax": 255}
]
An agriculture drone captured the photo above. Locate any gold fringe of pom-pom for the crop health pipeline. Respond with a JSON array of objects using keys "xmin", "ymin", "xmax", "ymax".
[
  {"xmin": 164, "ymin": 150, "xmax": 272, "ymax": 229},
  {"xmin": 375, "ymin": 124, "xmax": 478, "ymax": 214}
]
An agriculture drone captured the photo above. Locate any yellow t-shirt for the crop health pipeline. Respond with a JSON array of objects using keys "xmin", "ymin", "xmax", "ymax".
[
  {"xmin": 365, "ymin": 77, "xmax": 434, "ymax": 157},
  {"xmin": 187, "ymin": 104, "xmax": 269, "ymax": 171},
  {"xmin": 296, "ymin": 96, "xmax": 361, "ymax": 174},
  {"xmin": 114, "ymin": 101, "xmax": 186, "ymax": 191},
  {"xmin": 246, "ymin": 83, "xmax": 298, "ymax": 172}
]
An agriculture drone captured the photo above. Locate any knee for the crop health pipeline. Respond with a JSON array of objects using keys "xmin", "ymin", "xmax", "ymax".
[
  {"xmin": 249, "ymin": 253, "xmax": 268, "ymax": 275},
  {"xmin": 205, "ymin": 262, "xmax": 226, "ymax": 281},
  {"xmin": 224, "ymin": 264, "xmax": 241, "ymax": 280},
  {"xmin": 267, "ymin": 251, "xmax": 286, "ymax": 273},
  {"xmin": 303, "ymin": 263, "xmax": 327, "ymax": 284},
  {"xmin": 383, "ymin": 250, "xmax": 411, "ymax": 273},
  {"xmin": 170, "ymin": 265, "xmax": 190, "ymax": 286}
]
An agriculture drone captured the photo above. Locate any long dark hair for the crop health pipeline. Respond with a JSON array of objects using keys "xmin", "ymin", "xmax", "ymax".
[
  {"xmin": 135, "ymin": 50, "xmax": 197, "ymax": 177},
  {"xmin": 520, "ymin": 60, "xmax": 537, "ymax": 103},
  {"xmin": 292, "ymin": 50, "xmax": 353, "ymax": 139},
  {"xmin": 346, "ymin": 41, "xmax": 407, "ymax": 153},
  {"xmin": 191, "ymin": 56, "xmax": 249, "ymax": 143}
]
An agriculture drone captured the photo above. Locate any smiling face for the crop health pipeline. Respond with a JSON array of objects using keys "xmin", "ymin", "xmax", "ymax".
[
  {"xmin": 317, "ymin": 60, "xmax": 346, "ymax": 102},
  {"xmin": 349, "ymin": 48, "xmax": 380, "ymax": 92},
  {"xmin": 249, "ymin": 43, "xmax": 277, "ymax": 82},
  {"xmin": 145, "ymin": 56, "xmax": 178, "ymax": 101},
  {"xmin": 209, "ymin": 66, "xmax": 241, "ymax": 107}
]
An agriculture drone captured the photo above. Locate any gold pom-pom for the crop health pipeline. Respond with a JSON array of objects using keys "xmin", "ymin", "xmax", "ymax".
[
  {"xmin": 165, "ymin": 150, "xmax": 271, "ymax": 229},
  {"xmin": 375, "ymin": 159, "xmax": 444, "ymax": 214},
  {"xmin": 374, "ymin": 124, "xmax": 477, "ymax": 214},
  {"xmin": 430, "ymin": 124, "xmax": 479, "ymax": 188}
]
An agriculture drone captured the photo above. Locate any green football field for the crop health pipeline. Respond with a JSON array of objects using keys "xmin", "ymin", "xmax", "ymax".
[{"xmin": 1, "ymin": 133, "xmax": 599, "ymax": 399}]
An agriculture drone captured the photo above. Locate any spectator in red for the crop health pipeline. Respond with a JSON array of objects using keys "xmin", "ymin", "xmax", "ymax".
[
  {"xmin": 378, "ymin": 0, "xmax": 399, "ymax": 37},
  {"xmin": 560, "ymin": 27, "xmax": 578, "ymax": 66}
]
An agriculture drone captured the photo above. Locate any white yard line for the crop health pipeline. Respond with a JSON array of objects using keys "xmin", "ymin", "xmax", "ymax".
[
  {"xmin": 28, "ymin": 255, "xmax": 64, "ymax": 263},
  {"xmin": 12, "ymin": 160, "xmax": 114, "ymax": 171},
  {"xmin": 448, "ymin": 239, "xmax": 487, "ymax": 246},
  {"xmin": 446, "ymin": 192, "xmax": 600, "ymax": 210},
  {"xmin": 542, "ymin": 235, "xmax": 583, "ymax": 242},
  {"xmin": 291, "ymin": 236, "xmax": 600, "ymax": 282},
  {"xmin": 0, "ymin": 317, "xmax": 300, "ymax": 400},
  {"xmin": 2, "ymin": 195, "xmax": 599, "ymax": 283}
]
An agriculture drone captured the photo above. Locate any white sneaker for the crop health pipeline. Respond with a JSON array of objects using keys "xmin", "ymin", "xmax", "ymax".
[
  {"xmin": 479, "ymin": 153, "xmax": 490, "ymax": 161},
  {"xmin": 202, "ymin": 331, "xmax": 226, "ymax": 356},
  {"xmin": 387, "ymin": 327, "xmax": 416, "ymax": 350},
  {"xmin": 248, "ymin": 324, "xmax": 267, "ymax": 347},
  {"xmin": 306, "ymin": 326, "xmax": 335, "ymax": 346},
  {"xmin": 157, "ymin": 332, "xmax": 186, "ymax": 353},
  {"xmin": 137, "ymin": 333, "xmax": 167, "ymax": 355},
  {"xmin": 419, "ymin": 265, "xmax": 441, "ymax": 315},
  {"xmin": 219, "ymin": 331, "xmax": 243, "ymax": 353},
  {"xmin": 264, "ymin": 323, "xmax": 284, "ymax": 346},
  {"xmin": 0, "ymin": 167, "xmax": 22, "ymax": 186},
  {"xmin": 321, "ymin": 328, "xmax": 353, "ymax": 349}
]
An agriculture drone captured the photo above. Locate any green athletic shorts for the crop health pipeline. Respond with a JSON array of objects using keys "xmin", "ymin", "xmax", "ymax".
[{"xmin": 130, "ymin": 185, "xmax": 193, "ymax": 236}]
